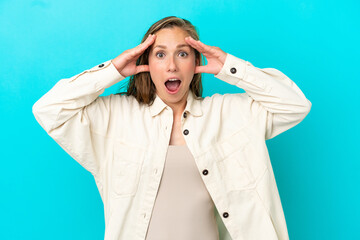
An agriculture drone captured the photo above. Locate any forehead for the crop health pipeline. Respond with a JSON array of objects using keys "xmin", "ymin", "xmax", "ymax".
[
  {"xmin": 151, "ymin": 27, "xmax": 190, "ymax": 50},
  {"xmin": 155, "ymin": 26, "xmax": 188, "ymax": 37}
]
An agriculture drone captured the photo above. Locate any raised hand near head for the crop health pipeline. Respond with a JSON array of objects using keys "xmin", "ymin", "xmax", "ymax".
[
  {"xmin": 111, "ymin": 34, "xmax": 157, "ymax": 78},
  {"xmin": 185, "ymin": 36, "xmax": 227, "ymax": 75}
]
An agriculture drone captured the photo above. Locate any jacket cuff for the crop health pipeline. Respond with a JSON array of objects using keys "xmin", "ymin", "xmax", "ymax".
[
  {"xmin": 84, "ymin": 59, "xmax": 126, "ymax": 89},
  {"xmin": 214, "ymin": 53, "xmax": 248, "ymax": 85}
]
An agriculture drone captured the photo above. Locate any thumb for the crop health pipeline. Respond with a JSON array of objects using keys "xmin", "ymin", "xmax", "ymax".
[
  {"xmin": 194, "ymin": 65, "xmax": 208, "ymax": 74},
  {"xmin": 135, "ymin": 65, "xmax": 150, "ymax": 74}
]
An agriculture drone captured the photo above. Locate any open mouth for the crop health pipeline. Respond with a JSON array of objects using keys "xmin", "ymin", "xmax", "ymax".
[{"xmin": 165, "ymin": 79, "xmax": 181, "ymax": 93}]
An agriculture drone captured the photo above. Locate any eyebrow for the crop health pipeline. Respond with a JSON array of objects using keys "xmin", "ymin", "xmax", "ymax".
[{"xmin": 153, "ymin": 44, "xmax": 191, "ymax": 49}]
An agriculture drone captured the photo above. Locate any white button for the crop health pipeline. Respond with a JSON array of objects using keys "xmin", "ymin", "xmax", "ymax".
[
  {"xmin": 154, "ymin": 169, "xmax": 158, "ymax": 174},
  {"xmin": 143, "ymin": 213, "xmax": 146, "ymax": 218}
]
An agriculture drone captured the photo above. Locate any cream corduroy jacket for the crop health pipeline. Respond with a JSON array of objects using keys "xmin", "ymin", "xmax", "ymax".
[{"xmin": 32, "ymin": 52, "xmax": 311, "ymax": 240}]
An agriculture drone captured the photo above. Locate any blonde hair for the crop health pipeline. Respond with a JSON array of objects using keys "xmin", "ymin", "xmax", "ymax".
[{"xmin": 116, "ymin": 16, "xmax": 204, "ymax": 106}]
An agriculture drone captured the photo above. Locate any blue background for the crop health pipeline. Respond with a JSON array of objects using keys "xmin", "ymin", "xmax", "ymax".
[{"xmin": 1, "ymin": 0, "xmax": 359, "ymax": 239}]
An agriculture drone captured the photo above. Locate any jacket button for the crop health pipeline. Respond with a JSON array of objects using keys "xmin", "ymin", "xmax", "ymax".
[
  {"xmin": 230, "ymin": 67, "xmax": 236, "ymax": 74},
  {"xmin": 202, "ymin": 169, "xmax": 208, "ymax": 175},
  {"xmin": 223, "ymin": 212, "xmax": 229, "ymax": 218},
  {"xmin": 183, "ymin": 112, "xmax": 187, "ymax": 118},
  {"xmin": 183, "ymin": 129, "xmax": 189, "ymax": 135},
  {"xmin": 98, "ymin": 63, "xmax": 105, "ymax": 68}
]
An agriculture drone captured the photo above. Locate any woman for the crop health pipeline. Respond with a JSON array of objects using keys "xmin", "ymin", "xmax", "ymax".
[{"xmin": 32, "ymin": 16, "xmax": 311, "ymax": 240}]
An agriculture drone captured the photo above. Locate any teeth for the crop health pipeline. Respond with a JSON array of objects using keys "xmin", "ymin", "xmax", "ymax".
[{"xmin": 168, "ymin": 79, "xmax": 180, "ymax": 81}]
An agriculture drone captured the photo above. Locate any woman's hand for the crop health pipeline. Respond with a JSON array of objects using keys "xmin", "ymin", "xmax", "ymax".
[
  {"xmin": 185, "ymin": 36, "xmax": 227, "ymax": 75},
  {"xmin": 111, "ymin": 34, "xmax": 157, "ymax": 77}
]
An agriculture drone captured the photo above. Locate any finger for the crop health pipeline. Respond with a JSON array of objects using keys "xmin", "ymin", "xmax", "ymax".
[
  {"xmin": 135, "ymin": 64, "xmax": 150, "ymax": 74},
  {"xmin": 188, "ymin": 38, "xmax": 219, "ymax": 59},
  {"xmin": 186, "ymin": 40, "xmax": 204, "ymax": 54},
  {"xmin": 139, "ymin": 34, "xmax": 156, "ymax": 51},
  {"xmin": 144, "ymin": 34, "xmax": 156, "ymax": 44},
  {"xmin": 185, "ymin": 37, "xmax": 202, "ymax": 52},
  {"xmin": 144, "ymin": 34, "xmax": 156, "ymax": 46},
  {"xmin": 194, "ymin": 65, "xmax": 209, "ymax": 74},
  {"xmin": 133, "ymin": 35, "xmax": 152, "ymax": 51},
  {"xmin": 185, "ymin": 37, "xmax": 208, "ymax": 53},
  {"xmin": 193, "ymin": 39, "xmax": 210, "ymax": 53},
  {"xmin": 132, "ymin": 35, "xmax": 156, "ymax": 57}
]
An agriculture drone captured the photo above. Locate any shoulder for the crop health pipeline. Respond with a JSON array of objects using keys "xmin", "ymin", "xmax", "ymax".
[
  {"xmin": 201, "ymin": 92, "xmax": 263, "ymax": 120},
  {"xmin": 202, "ymin": 92, "xmax": 251, "ymax": 107},
  {"xmin": 90, "ymin": 93, "xmax": 141, "ymax": 112},
  {"xmin": 107, "ymin": 93, "xmax": 138, "ymax": 105}
]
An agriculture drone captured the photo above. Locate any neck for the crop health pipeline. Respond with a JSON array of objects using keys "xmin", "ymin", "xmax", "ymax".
[
  {"xmin": 167, "ymin": 92, "xmax": 189, "ymax": 120},
  {"xmin": 168, "ymin": 99, "xmax": 186, "ymax": 118}
]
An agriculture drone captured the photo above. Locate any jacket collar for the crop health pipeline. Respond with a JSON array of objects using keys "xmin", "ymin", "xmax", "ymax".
[{"xmin": 150, "ymin": 91, "xmax": 203, "ymax": 117}]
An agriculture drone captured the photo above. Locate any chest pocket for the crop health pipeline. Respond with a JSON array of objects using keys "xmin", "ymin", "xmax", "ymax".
[
  {"xmin": 214, "ymin": 129, "xmax": 256, "ymax": 191},
  {"xmin": 111, "ymin": 143, "xmax": 145, "ymax": 198}
]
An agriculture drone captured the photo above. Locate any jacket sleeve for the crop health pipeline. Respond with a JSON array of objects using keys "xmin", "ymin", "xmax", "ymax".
[
  {"xmin": 32, "ymin": 60, "xmax": 126, "ymax": 176},
  {"xmin": 214, "ymin": 53, "xmax": 312, "ymax": 140}
]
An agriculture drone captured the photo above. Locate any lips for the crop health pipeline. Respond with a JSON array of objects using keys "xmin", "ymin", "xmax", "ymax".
[
  {"xmin": 165, "ymin": 77, "xmax": 182, "ymax": 84},
  {"xmin": 164, "ymin": 78, "xmax": 182, "ymax": 93}
]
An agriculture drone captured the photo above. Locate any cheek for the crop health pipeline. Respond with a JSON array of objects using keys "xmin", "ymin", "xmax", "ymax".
[
  {"xmin": 183, "ymin": 60, "xmax": 196, "ymax": 73},
  {"xmin": 149, "ymin": 64, "xmax": 162, "ymax": 79},
  {"xmin": 148, "ymin": 61, "xmax": 163, "ymax": 86},
  {"xmin": 185, "ymin": 56, "xmax": 196, "ymax": 69},
  {"xmin": 149, "ymin": 57, "xmax": 162, "ymax": 72},
  {"xmin": 184, "ymin": 60, "xmax": 196, "ymax": 83}
]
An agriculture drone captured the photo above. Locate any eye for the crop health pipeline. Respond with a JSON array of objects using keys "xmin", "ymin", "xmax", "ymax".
[
  {"xmin": 179, "ymin": 51, "xmax": 188, "ymax": 57},
  {"xmin": 156, "ymin": 52, "xmax": 165, "ymax": 58},
  {"xmin": 155, "ymin": 51, "xmax": 189, "ymax": 59}
]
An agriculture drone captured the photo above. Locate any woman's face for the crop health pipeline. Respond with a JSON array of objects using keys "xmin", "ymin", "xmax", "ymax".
[{"xmin": 148, "ymin": 27, "xmax": 198, "ymax": 106}]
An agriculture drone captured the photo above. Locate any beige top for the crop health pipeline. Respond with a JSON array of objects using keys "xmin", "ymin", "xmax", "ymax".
[{"xmin": 145, "ymin": 144, "xmax": 219, "ymax": 240}]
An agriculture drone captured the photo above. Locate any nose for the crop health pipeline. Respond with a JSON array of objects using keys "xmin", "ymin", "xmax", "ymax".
[{"xmin": 167, "ymin": 56, "xmax": 178, "ymax": 72}]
